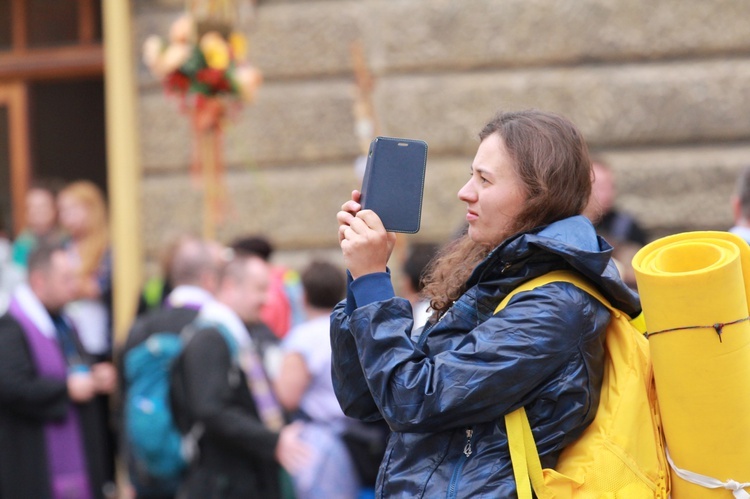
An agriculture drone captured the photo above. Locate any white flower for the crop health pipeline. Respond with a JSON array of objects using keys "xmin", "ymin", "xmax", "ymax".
[
  {"xmin": 142, "ymin": 35, "xmax": 164, "ymax": 73},
  {"xmin": 235, "ymin": 65, "xmax": 263, "ymax": 103},
  {"xmin": 160, "ymin": 43, "xmax": 192, "ymax": 75},
  {"xmin": 169, "ymin": 14, "xmax": 195, "ymax": 44}
]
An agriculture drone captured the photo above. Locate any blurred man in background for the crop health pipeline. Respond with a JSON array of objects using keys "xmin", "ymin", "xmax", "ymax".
[
  {"xmin": 171, "ymin": 252, "xmax": 311, "ymax": 499},
  {"xmin": 120, "ymin": 234, "xmax": 225, "ymax": 499},
  {"xmin": 583, "ymin": 159, "xmax": 648, "ymax": 288},
  {"xmin": 0, "ymin": 243, "xmax": 116, "ymax": 499}
]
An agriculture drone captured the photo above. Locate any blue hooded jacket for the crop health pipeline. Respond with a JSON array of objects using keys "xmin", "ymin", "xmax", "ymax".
[{"xmin": 330, "ymin": 216, "xmax": 641, "ymax": 498}]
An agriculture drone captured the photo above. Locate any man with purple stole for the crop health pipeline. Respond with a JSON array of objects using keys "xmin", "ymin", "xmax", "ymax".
[{"xmin": 0, "ymin": 243, "xmax": 115, "ymax": 499}]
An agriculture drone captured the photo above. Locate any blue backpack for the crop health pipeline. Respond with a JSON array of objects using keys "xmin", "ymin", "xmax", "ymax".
[
  {"xmin": 124, "ymin": 331, "xmax": 189, "ymax": 482},
  {"xmin": 123, "ymin": 322, "xmax": 240, "ymax": 485}
]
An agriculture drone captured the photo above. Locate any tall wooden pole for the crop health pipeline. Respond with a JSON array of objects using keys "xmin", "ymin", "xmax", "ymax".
[{"xmin": 103, "ymin": 0, "xmax": 142, "ymax": 346}]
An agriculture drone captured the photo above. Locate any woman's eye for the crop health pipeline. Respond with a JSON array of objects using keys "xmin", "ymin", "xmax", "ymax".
[{"xmin": 469, "ymin": 169, "xmax": 489, "ymax": 184}]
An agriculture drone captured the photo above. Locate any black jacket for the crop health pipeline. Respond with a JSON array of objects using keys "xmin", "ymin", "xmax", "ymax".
[
  {"xmin": 172, "ymin": 325, "xmax": 282, "ymax": 499},
  {"xmin": 0, "ymin": 314, "xmax": 108, "ymax": 499}
]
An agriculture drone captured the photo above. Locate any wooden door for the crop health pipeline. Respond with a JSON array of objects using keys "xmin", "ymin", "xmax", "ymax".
[{"xmin": 0, "ymin": 83, "xmax": 30, "ymax": 236}]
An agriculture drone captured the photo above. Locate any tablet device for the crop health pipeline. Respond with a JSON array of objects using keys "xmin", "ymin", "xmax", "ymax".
[{"xmin": 359, "ymin": 136, "xmax": 428, "ymax": 234}]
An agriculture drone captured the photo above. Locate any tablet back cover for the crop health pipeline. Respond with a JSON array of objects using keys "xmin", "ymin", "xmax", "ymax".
[{"xmin": 360, "ymin": 136, "xmax": 427, "ymax": 234}]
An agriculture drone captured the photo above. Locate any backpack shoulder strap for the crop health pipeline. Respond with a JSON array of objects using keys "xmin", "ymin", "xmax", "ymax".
[
  {"xmin": 188, "ymin": 319, "xmax": 240, "ymax": 359},
  {"xmin": 494, "ymin": 269, "xmax": 646, "ymax": 333},
  {"xmin": 188, "ymin": 319, "xmax": 244, "ymax": 389},
  {"xmin": 495, "ymin": 270, "xmax": 605, "ymax": 312}
]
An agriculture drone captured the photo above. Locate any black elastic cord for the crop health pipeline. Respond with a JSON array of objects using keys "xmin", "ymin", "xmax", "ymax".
[{"xmin": 645, "ymin": 316, "xmax": 750, "ymax": 343}]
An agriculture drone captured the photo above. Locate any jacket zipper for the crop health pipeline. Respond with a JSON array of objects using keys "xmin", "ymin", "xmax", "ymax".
[
  {"xmin": 416, "ymin": 321, "xmax": 435, "ymax": 349},
  {"xmin": 446, "ymin": 427, "xmax": 474, "ymax": 499},
  {"xmin": 463, "ymin": 428, "xmax": 474, "ymax": 456}
]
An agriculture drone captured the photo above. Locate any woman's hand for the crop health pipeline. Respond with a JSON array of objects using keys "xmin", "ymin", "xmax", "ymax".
[
  {"xmin": 337, "ymin": 190, "xmax": 363, "ymax": 244},
  {"xmin": 337, "ymin": 190, "xmax": 396, "ymax": 279}
]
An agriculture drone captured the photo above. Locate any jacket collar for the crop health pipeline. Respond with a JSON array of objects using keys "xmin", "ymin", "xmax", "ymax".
[
  {"xmin": 467, "ymin": 216, "xmax": 641, "ymax": 316},
  {"xmin": 198, "ymin": 299, "xmax": 254, "ymax": 351},
  {"xmin": 166, "ymin": 285, "xmax": 213, "ymax": 309}
]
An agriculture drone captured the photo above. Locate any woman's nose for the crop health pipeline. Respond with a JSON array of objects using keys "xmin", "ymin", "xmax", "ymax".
[{"xmin": 458, "ymin": 180, "xmax": 475, "ymax": 202}]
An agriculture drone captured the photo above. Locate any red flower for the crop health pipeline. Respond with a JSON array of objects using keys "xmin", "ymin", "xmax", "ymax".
[
  {"xmin": 165, "ymin": 71, "xmax": 190, "ymax": 94},
  {"xmin": 196, "ymin": 68, "xmax": 232, "ymax": 93}
]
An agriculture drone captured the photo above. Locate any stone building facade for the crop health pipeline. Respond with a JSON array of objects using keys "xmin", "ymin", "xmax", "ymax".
[{"xmin": 133, "ymin": 0, "xmax": 750, "ymax": 271}]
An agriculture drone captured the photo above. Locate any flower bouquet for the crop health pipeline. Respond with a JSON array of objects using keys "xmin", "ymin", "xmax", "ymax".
[
  {"xmin": 142, "ymin": 13, "xmax": 262, "ymax": 237},
  {"xmin": 143, "ymin": 13, "xmax": 262, "ymax": 129}
]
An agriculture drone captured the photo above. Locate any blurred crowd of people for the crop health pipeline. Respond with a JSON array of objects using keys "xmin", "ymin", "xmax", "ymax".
[
  {"xmin": 0, "ymin": 179, "xmax": 118, "ymax": 499},
  {"xmin": 0, "ymin": 179, "xmax": 400, "ymax": 499}
]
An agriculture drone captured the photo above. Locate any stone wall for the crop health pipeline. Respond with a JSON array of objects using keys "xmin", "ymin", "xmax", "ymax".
[{"xmin": 133, "ymin": 0, "xmax": 750, "ymax": 271}]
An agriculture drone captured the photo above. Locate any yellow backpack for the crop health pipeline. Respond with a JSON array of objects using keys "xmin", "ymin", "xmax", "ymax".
[{"xmin": 495, "ymin": 270, "xmax": 670, "ymax": 498}]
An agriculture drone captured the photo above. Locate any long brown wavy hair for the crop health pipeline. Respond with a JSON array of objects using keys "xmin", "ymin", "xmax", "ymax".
[{"xmin": 421, "ymin": 109, "xmax": 593, "ymax": 318}]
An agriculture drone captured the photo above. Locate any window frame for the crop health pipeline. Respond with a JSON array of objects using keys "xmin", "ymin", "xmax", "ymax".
[{"xmin": 0, "ymin": 0, "xmax": 103, "ymax": 80}]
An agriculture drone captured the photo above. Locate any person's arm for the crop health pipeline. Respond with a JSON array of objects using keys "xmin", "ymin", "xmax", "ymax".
[
  {"xmin": 0, "ymin": 318, "xmax": 70, "ymax": 421},
  {"xmin": 331, "ymin": 192, "xmax": 411, "ymax": 422},
  {"xmin": 274, "ymin": 352, "xmax": 311, "ymax": 412},
  {"xmin": 348, "ymin": 282, "xmax": 609, "ymax": 433},
  {"xmin": 181, "ymin": 328, "xmax": 280, "ymax": 460},
  {"xmin": 329, "ymin": 269, "xmax": 407, "ymax": 422}
]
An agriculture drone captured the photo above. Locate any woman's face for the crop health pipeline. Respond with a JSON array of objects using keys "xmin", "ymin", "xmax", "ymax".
[
  {"xmin": 458, "ymin": 133, "xmax": 527, "ymax": 247},
  {"xmin": 25, "ymin": 189, "xmax": 57, "ymax": 234},
  {"xmin": 57, "ymin": 195, "xmax": 89, "ymax": 237}
]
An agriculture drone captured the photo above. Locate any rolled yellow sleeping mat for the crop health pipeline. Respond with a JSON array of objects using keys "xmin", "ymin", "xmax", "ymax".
[{"xmin": 632, "ymin": 231, "xmax": 750, "ymax": 498}]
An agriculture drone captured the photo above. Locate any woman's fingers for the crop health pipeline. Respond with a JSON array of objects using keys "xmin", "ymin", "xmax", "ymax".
[
  {"xmin": 337, "ymin": 209, "xmax": 354, "ymax": 226},
  {"xmin": 344, "ymin": 212, "xmax": 380, "ymax": 241},
  {"xmin": 356, "ymin": 209, "xmax": 385, "ymax": 233},
  {"xmin": 341, "ymin": 200, "xmax": 360, "ymax": 214},
  {"xmin": 337, "ymin": 190, "xmax": 365, "ymax": 243},
  {"xmin": 337, "ymin": 200, "xmax": 392, "ymax": 278},
  {"xmin": 340, "ymin": 190, "xmax": 362, "ymax": 215},
  {"xmin": 337, "ymin": 209, "xmax": 356, "ymax": 243}
]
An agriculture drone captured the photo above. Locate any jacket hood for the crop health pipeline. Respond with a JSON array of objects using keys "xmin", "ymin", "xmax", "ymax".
[{"xmin": 468, "ymin": 215, "xmax": 641, "ymax": 316}]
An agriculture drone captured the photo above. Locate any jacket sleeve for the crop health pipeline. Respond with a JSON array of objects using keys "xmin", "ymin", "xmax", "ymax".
[
  {"xmin": 330, "ymin": 301, "xmax": 384, "ymax": 421},
  {"xmin": 180, "ymin": 328, "xmax": 280, "ymax": 461},
  {"xmin": 330, "ymin": 271, "xmax": 408, "ymax": 423},
  {"xmin": 348, "ymin": 281, "xmax": 609, "ymax": 433},
  {"xmin": 0, "ymin": 317, "xmax": 69, "ymax": 421}
]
